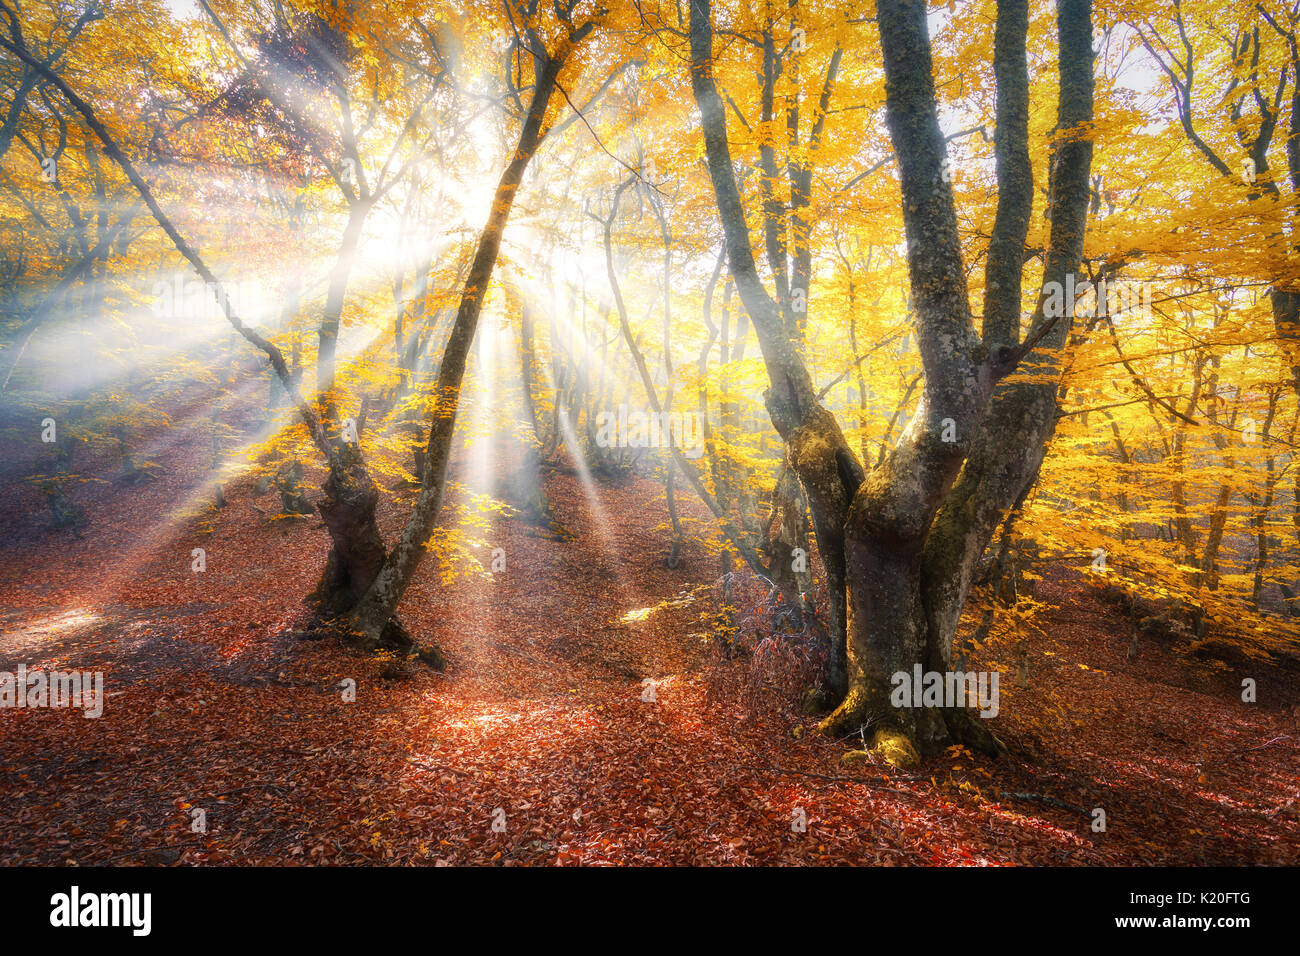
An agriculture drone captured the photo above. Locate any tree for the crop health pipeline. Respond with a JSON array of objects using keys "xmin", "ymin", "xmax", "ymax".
[
  {"xmin": 345, "ymin": 6, "xmax": 603, "ymax": 643},
  {"xmin": 688, "ymin": 0, "xmax": 1096, "ymax": 759}
]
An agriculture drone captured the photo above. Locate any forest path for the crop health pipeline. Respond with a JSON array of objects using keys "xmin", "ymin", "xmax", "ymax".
[{"xmin": 0, "ymin": 407, "xmax": 1297, "ymax": 864}]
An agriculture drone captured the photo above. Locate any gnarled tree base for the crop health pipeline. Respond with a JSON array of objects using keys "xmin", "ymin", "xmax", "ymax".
[
  {"xmin": 309, "ymin": 446, "xmax": 388, "ymax": 616},
  {"xmin": 816, "ymin": 685, "xmax": 875, "ymax": 740},
  {"xmin": 870, "ymin": 727, "xmax": 921, "ymax": 770},
  {"xmin": 817, "ymin": 686, "xmax": 1006, "ymax": 760},
  {"xmin": 300, "ymin": 611, "xmax": 446, "ymax": 671}
]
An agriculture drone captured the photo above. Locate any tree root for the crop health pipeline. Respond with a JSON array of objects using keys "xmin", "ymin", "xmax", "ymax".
[
  {"xmin": 816, "ymin": 685, "xmax": 875, "ymax": 740},
  {"xmin": 816, "ymin": 688, "xmax": 923, "ymax": 769},
  {"xmin": 869, "ymin": 727, "xmax": 921, "ymax": 770},
  {"xmin": 298, "ymin": 614, "xmax": 445, "ymax": 671},
  {"xmin": 819, "ymin": 684, "xmax": 1010, "ymax": 764},
  {"xmin": 943, "ymin": 706, "xmax": 1007, "ymax": 758}
]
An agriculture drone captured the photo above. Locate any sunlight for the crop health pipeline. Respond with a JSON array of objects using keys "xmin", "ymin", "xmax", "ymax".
[
  {"xmin": 4, "ymin": 0, "xmax": 1298, "ymax": 880},
  {"xmin": 38, "ymin": 609, "xmax": 101, "ymax": 634}
]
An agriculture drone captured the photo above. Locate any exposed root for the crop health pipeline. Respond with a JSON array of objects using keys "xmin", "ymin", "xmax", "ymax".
[
  {"xmin": 870, "ymin": 727, "xmax": 921, "ymax": 770},
  {"xmin": 299, "ymin": 613, "xmax": 446, "ymax": 671},
  {"xmin": 816, "ymin": 685, "xmax": 874, "ymax": 739},
  {"xmin": 816, "ymin": 687, "xmax": 923, "ymax": 771},
  {"xmin": 943, "ymin": 706, "xmax": 1007, "ymax": 758}
]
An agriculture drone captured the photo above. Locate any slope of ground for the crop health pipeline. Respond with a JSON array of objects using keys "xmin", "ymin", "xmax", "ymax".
[{"xmin": 0, "ymin": 408, "xmax": 1297, "ymax": 866}]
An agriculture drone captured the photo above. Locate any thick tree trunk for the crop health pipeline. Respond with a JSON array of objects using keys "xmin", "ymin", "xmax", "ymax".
[
  {"xmin": 815, "ymin": 0, "xmax": 1005, "ymax": 751},
  {"xmin": 1269, "ymin": 288, "xmax": 1300, "ymax": 398},
  {"xmin": 917, "ymin": 0, "xmax": 1094, "ymax": 755},
  {"xmin": 690, "ymin": 0, "xmax": 1094, "ymax": 762},
  {"xmin": 309, "ymin": 444, "xmax": 388, "ymax": 616}
]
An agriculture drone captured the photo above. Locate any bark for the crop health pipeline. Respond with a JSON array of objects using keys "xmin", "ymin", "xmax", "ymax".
[
  {"xmin": 1250, "ymin": 393, "xmax": 1283, "ymax": 607},
  {"xmin": 907, "ymin": 0, "xmax": 1093, "ymax": 753},
  {"xmin": 914, "ymin": 0, "xmax": 1093, "ymax": 754},
  {"xmin": 981, "ymin": 0, "xmax": 1034, "ymax": 353},
  {"xmin": 1196, "ymin": 361, "xmax": 1239, "ymax": 590},
  {"xmin": 764, "ymin": 462, "xmax": 814, "ymax": 608},
  {"xmin": 309, "ymin": 444, "xmax": 388, "ymax": 615},
  {"xmin": 821, "ymin": 0, "xmax": 1011, "ymax": 751},
  {"xmin": 689, "ymin": 0, "xmax": 1094, "ymax": 758},
  {"xmin": 847, "ymin": 279, "xmax": 872, "ymax": 464}
]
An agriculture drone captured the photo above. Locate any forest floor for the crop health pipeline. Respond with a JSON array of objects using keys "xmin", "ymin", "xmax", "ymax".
[{"xmin": 1, "ymin": 393, "xmax": 1298, "ymax": 866}]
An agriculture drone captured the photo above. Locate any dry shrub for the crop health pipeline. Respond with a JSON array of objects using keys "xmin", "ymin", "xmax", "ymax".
[{"xmin": 702, "ymin": 569, "xmax": 827, "ymax": 718}]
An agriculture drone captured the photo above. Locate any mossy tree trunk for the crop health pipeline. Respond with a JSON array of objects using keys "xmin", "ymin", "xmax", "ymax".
[{"xmin": 689, "ymin": 0, "xmax": 1095, "ymax": 758}]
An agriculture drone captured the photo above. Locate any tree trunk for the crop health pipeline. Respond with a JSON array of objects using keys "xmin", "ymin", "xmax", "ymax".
[
  {"xmin": 345, "ymin": 38, "xmax": 580, "ymax": 643},
  {"xmin": 309, "ymin": 444, "xmax": 389, "ymax": 616},
  {"xmin": 915, "ymin": 0, "xmax": 1094, "ymax": 755},
  {"xmin": 317, "ymin": 200, "xmax": 371, "ymax": 420},
  {"xmin": 689, "ymin": 0, "xmax": 1095, "ymax": 761}
]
